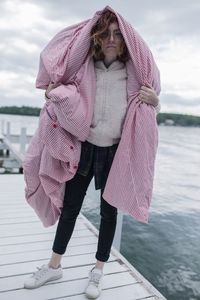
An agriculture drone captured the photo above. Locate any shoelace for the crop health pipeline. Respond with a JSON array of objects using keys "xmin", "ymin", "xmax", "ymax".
[
  {"xmin": 89, "ymin": 270, "xmax": 102, "ymax": 287},
  {"xmin": 32, "ymin": 265, "xmax": 48, "ymax": 280}
]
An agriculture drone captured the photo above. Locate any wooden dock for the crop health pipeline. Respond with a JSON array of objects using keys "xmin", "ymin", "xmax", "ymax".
[
  {"xmin": 0, "ymin": 132, "xmax": 23, "ymax": 173},
  {"xmin": 0, "ymin": 121, "xmax": 30, "ymax": 173},
  {"xmin": 0, "ymin": 174, "xmax": 167, "ymax": 300}
]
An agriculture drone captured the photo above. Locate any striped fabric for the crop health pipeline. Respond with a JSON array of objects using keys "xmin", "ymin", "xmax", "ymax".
[{"xmin": 23, "ymin": 5, "xmax": 161, "ymax": 227}]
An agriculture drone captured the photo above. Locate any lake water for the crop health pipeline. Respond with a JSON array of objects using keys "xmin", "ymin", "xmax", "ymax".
[{"xmin": 0, "ymin": 114, "xmax": 200, "ymax": 300}]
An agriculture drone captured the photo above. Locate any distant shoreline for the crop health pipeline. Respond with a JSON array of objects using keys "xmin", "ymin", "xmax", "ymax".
[{"xmin": 0, "ymin": 106, "xmax": 200, "ymax": 127}]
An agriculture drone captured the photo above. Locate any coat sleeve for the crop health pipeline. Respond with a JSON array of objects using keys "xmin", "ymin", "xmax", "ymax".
[
  {"xmin": 45, "ymin": 83, "xmax": 90, "ymax": 141},
  {"xmin": 154, "ymin": 101, "xmax": 161, "ymax": 114}
]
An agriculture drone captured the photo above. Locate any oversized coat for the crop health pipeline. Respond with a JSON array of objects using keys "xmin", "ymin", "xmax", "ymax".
[{"xmin": 23, "ymin": 5, "xmax": 161, "ymax": 227}]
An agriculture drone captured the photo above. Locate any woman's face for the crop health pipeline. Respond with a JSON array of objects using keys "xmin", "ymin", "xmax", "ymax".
[{"xmin": 100, "ymin": 22, "xmax": 123, "ymax": 63}]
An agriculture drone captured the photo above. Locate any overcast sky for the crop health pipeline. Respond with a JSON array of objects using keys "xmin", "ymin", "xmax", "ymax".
[{"xmin": 1, "ymin": 0, "xmax": 200, "ymax": 115}]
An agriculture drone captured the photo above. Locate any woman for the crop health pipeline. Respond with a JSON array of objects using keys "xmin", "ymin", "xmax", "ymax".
[{"xmin": 24, "ymin": 10, "xmax": 160, "ymax": 299}]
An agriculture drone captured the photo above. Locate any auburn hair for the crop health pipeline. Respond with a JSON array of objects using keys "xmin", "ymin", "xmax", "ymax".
[{"xmin": 89, "ymin": 10, "xmax": 129, "ymax": 62}]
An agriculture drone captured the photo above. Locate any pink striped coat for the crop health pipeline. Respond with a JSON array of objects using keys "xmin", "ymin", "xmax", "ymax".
[{"xmin": 23, "ymin": 5, "xmax": 161, "ymax": 227}]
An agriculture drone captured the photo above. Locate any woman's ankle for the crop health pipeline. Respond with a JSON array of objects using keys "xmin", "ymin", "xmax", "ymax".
[
  {"xmin": 95, "ymin": 260, "xmax": 105, "ymax": 270},
  {"xmin": 48, "ymin": 263, "xmax": 61, "ymax": 269},
  {"xmin": 48, "ymin": 251, "xmax": 62, "ymax": 269}
]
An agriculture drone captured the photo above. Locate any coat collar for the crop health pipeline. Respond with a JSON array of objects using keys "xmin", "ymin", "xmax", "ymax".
[{"xmin": 94, "ymin": 59, "xmax": 125, "ymax": 71}]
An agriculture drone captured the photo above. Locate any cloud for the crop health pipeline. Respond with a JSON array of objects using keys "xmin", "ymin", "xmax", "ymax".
[
  {"xmin": 160, "ymin": 93, "xmax": 200, "ymax": 115},
  {"xmin": 161, "ymin": 93, "xmax": 200, "ymax": 107},
  {"xmin": 1, "ymin": 0, "xmax": 200, "ymax": 115}
]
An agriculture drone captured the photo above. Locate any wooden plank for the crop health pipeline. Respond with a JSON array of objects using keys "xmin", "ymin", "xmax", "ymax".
[
  {"xmin": 0, "ymin": 236, "xmax": 98, "ymax": 255},
  {"xmin": 0, "ymin": 230, "xmax": 94, "ymax": 246},
  {"xmin": 50, "ymin": 285, "xmax": 157, "ymax": 300},
  {"xmin": 0, "ymin": 243, "xmax": 98, "ymax": 265},
  {"xmin": 0, "ymin": 212, "xmax": 43, "ymax": 219},
  {"xmin": 0, "ymin": 208, "xmax": 40, "ymax": 214},
  {"xmin": 0, "ymin": 253, "xmax": 116, "ymax": 277},
  {"xmin": 0, "ymin": 218, "xmax": 44, "ymax": 225},
  {"xmin": 0, "ymin": 261, "xmax": 128, "ymax": 292},
  {"xmin": 0, "ymin": 213, "xmax": 81, "ymax": 221},
  {"xmin": 0, "ymin": 220, "xmax": 86, "ymax": 234},
  {"xmin": 0, "ymin": 226, "xmax": 91, "ymax": 238},
  {"xmin": 0, "ymin": 272, "xmax": 146, "ymax": 300},
  {"xmin": 0, "ymin": 203, "xmax": 29, "ymax": 207}
]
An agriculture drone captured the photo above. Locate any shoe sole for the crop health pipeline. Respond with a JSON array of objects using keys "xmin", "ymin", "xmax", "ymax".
[
  {"xmin": 85, "ymin": 292, "xmax": 101, "ymax": 299},
  {"xmin": 85, "ymin": 285, "xmax": 102, "ymax": 299},
  {"xmin": 24, "ymin": 273, "xmax": 63, "ymax": 289}
]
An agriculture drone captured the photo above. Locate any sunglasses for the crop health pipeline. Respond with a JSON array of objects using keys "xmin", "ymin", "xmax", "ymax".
[{"xmin": 100, "ymin": 30, "xmax": 123, "ymax": 41}]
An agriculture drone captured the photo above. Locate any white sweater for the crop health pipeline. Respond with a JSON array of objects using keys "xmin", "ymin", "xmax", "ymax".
[
  {"xmin": 86, "ymin": 60, "xmax": 160, "ymax": 147},
  {"xmin": 86, "ymin": 60, "xmax": 128, "ymax": 146}
]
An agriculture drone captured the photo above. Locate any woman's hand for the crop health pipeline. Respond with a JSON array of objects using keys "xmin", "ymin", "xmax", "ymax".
[
  {"xmin": 45, "ymin": 82, "xmax": 61, "ymax": 99},
  {"xmin": 139, "ymin": 84, "xmax": 159, "ymax": 107}
]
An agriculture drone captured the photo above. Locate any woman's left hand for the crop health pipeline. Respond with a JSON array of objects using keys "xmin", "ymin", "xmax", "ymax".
[
  {"xmin": 139, "ymin": 84, "xmax": 159, "ymax": 107},
  {"xmin": 45, "ymin": 82, "xmax": 62, "ymax": 100}
]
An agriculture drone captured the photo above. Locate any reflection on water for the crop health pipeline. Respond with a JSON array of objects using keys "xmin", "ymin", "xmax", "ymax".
[{"xmin": 1, "ymin": 114, "xmax": 200, "ymax": 300}]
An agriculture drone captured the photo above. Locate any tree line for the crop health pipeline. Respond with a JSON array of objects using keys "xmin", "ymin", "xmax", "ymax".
[{"xmin": 0, "ymin": 106, "xmax": 200, "ymax": 127}]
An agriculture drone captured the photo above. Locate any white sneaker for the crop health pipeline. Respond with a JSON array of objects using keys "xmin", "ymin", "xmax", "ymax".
[
  {"xmin": 85, "ymin": 266, "xmax": 104, "ymax": 299},
  {"xmin": 24, "ymin": 264, "xmax": 63, "ymax": 289}
]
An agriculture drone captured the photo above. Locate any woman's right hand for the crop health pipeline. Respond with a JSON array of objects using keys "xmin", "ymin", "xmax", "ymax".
[{"xmin": 45, "ymin": 82, "xmax": 61, "ymax": 99}]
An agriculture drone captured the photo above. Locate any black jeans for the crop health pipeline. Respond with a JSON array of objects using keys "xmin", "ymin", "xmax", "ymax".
[{"xmin": 52, "ymin": 152, "xmax": 118, "ymax": 262}]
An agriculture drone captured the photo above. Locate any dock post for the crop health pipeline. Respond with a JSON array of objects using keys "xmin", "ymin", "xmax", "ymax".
[
  {"xmin": 1, "ymin": 120, "xmax": 5, "ymax": 134},
  {"xmin": 113, "ymin": 210, "xmax": 123, "ymax": 251},
  {"xmin": 5, "ymin": 122, "xmax": 11, "ymax": 156},
  {"xmin": 6, "ymin": 121, "xmax": 10, "ymax": 140},
  {"xmin": 19, "ymin": 127, "xmax": 27, "ymax": 154}
]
